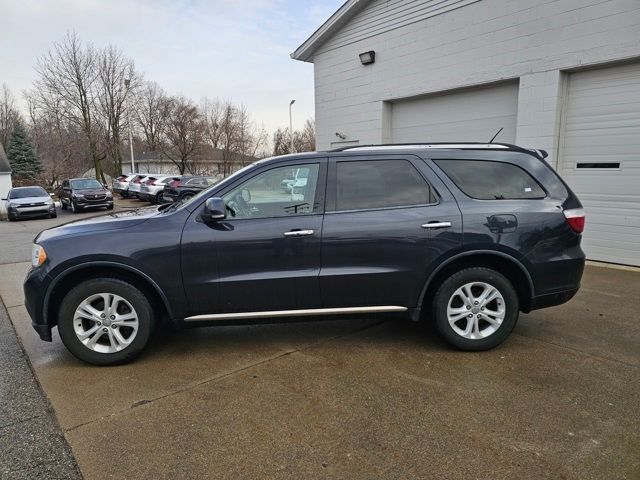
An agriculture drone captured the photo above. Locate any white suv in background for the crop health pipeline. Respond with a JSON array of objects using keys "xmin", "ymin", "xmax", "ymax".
[
  {"xmin": 139, "ymin": 175, "xmax": 181, "ymax": 203},
  {"xmin": 112, "ymin": 173, "xmax": 138, "ymax": 198}
]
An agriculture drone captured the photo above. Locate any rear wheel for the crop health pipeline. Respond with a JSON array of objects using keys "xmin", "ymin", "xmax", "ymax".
[
  {"xmin": 61, "ymin": 200, "xmax": 67, "ymax": 210},
  {"xmin": 58, "ymin": 278, "xmax": 155, "ymax": 365},
  {"xmin": 432, "ymin": 267, "xmax": 519, "ymax": 351}
]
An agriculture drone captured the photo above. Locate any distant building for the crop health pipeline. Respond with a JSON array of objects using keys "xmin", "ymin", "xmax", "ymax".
[
  {"xmin": 123, "ymin": 147, "xmax": 255, "ymax": 175},
  {"xmin": 0, "ymin": 143, "xmax": 12, "ymax": 217}
]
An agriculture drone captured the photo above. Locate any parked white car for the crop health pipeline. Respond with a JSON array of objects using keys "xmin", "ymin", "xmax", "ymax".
[
  {"xmin": 112, "ymin": 173, "xmax": 138, "ymax": 198},
  {"xmin": 3, "ymin": 186, "xmax": 56, "ymax": 221},
  {"xmin": 139, "ymin": 175, "xmax": 182, "ymax": 203}
]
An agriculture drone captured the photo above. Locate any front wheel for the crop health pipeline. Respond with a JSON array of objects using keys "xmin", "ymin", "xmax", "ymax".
[
  {"xmin": 58, "ymin": 278, "xmax": 155, "ymax": 365},
  {"xmin": 432, "ymin": 267, "xmax": 519, "ymax": 351},
  {"xmin": 180, "ymin": 193, "xmax": 194, "ymax": 202},
  {"xmin": 70, "ymin": 201, "xmax": 78, "ymax": 213}
]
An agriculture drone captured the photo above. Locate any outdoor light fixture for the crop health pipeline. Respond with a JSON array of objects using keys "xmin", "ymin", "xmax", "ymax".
[{"xmin": 359, "ymin": 50, "xmax": 375, "ymax": 65}]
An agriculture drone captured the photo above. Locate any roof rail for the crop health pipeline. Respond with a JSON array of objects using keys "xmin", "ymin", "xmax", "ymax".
[{"xmin": 325, "ymin": 142, "xmax": 547, "ymax": 159}]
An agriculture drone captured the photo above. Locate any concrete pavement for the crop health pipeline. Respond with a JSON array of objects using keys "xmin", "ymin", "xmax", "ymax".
[{"xmin": 0, "ymin": 204, "xmax": 639, "ymax": 479}]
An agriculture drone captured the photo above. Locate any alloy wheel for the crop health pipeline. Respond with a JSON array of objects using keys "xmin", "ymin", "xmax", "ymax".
[
  {"xmin": 446, "ymin": 282, "xmax": 505, "ymax": 340},
  {"xmin": 73, "ymin": 293, "xmax": 139, "ymax": 353}
]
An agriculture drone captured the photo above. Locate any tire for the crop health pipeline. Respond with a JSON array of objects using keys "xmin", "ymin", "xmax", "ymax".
[
  {"xmin": 155, "ymin": 192, "xmax": 164, "ymax": 204},
  {"xmin": 50, "ymin": 211, "xmax": 57, "ymax": 219},
  {"xmin": 8, "ymin": 214, "xmax": 16, "ymax": 221},
  {"xmin": 180, "ymin": 193, "xmax": 194, "ymax": 201},
  {"xmin": 61, "ymin": 200, "xmax": 67, "ymax": 211},
  {"xmin": 121, "ymin": 191, "xmax": 128, "ymax": 199},
  {"xmin": 107, "ymin": 204, "xmax": 114, "ymax": 210},
  {"xmin": 57, "ymin": 278, "xmax": 155, "ymax": 365},
  {"xmin": 70, "ymin": 201, "xmax": 78, "ymax": 213},
  {"xmin": 432, "ymin": 267, "xmax": 519, "ymax": 351}
]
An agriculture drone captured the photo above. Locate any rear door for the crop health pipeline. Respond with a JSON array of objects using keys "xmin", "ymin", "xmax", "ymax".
[{"xmin": 320, "ymin": 155, "xmax": 462, "ymax": 309}]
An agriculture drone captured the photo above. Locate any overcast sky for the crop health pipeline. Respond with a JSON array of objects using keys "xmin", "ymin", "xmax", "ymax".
[{"xmin": 0, "ymin": 0, "xmax": 343, "ymax": 133}]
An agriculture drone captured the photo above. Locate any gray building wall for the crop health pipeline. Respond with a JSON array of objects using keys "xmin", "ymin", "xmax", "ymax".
[{"xmin": 311, "ymin": 0, "xmax": 640, "ymax": 168}]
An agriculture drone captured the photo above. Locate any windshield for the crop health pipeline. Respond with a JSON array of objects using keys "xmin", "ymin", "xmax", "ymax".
[
  {"xmin": 9, "ymin": 187, "xmax": 48, "ymax": 199},
  {"xmin": 71, "ymin": 179, "xmax": 103, "ymax": 190},
  {"xmin": 163, "ymin": 163, "xmax": 258, "ymax": 213}
]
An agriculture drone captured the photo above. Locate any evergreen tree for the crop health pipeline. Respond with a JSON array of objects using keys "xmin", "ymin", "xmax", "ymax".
[{"xmin": 6, "ymin": 121, "xmax": 43, "ymax": 183}]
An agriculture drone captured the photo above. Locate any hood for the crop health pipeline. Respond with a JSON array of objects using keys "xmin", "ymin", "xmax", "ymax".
[
  {"xmin": 75, "ymin": 188, "xmax": 110, "ymax": 195},
  {"xmin": 36, "ymin": 206, "xmax": 159, "ymax": 243},
  {"xmin": 7, "ymin": 195, "xmax": 52, "ymax": 205}
]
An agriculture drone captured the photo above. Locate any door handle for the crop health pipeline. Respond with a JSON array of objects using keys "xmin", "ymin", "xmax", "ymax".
[
  {"xmin": 421, "ymin": 221, "xmax": 452, "ymax": 229},
  {"xmin": 283, "ymin": 229, "xmax": 314, "ymax": 237}
]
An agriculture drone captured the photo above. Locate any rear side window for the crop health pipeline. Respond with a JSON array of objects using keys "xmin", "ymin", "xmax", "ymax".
[
  {"xmin": 336, "ymin": 160, "xmax": 436, "ymax": 211},
  {"xmin": 434, "ymin": 159, "xmax": 545, "ymax": 200}
]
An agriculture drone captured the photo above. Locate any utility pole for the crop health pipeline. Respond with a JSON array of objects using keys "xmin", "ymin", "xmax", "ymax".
[
  {"xmin": 124, "ymin": 78, "xmax": 135, "ymax": 173},
  {"xmin": 289, "ymin": 99, "xmax": 295, "ymax": 154}
]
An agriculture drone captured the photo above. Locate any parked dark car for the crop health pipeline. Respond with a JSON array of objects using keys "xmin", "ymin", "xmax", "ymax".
[
  {"xmin": 162, "ymin": 176, "xmax": 217, "ymax": 203},
  {"xmin": 3, "ymin": 186, "xmax": 56, "ymax": 221},
  {"xmin": 58, "ymin": 178, "xmax": 114, "ymax": 214},
  {"xmin": 25, "ymin": 143, "xmax": 585, "ymax": 365}
]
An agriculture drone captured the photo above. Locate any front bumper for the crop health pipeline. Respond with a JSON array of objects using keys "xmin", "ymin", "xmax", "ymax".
[
  {"xmin": 24, "ymin": 266, "xmax": 52, "ymax": 341},
  {"xmin": 75, "ymin": 199, "xmax": 113, "ymax": 209}
]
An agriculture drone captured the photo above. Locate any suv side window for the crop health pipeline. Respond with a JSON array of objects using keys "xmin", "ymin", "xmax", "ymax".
[
  {"xmin": 434, "ymin": 159, "xmax": 545, "ymax": 200},
  {"xmin": 335, "ymin": 159, "xmax": 435, "ymax": 211},
  {"xmin": 223, "ymin": 163, "xmax": 321, "ymax": 219}
]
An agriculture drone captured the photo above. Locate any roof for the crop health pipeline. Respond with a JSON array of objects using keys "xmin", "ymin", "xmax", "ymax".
[
  {"xmin": 291, "ymin": 0, "xmax": 371, "ymax": 62},
  {"xmin": 0, "ymin": 143, "xmax": 10, "ymax": 173},
  {"xmin": 324, "ymin": 142, "xmax": 548, "ymax": 159}
]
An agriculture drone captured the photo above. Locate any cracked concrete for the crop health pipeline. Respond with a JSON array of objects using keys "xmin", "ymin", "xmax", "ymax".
[{"xmin": 1, "ymin": 207, "xmax": 639, "ymax": 479}]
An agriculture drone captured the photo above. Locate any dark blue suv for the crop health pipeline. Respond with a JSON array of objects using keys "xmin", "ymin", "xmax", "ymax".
[{"xmin": 24, "ymin": 143, "xmax": 586, "ymax": 365}]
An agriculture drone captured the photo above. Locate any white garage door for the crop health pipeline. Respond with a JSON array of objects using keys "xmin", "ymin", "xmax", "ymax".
[
  {"xmin": 390, "ymin": 82, "xmax": 519, "ymax": 143},
  {"xmin": 560, "ymin": 62, "xmax": 640, "ymax": 266}
]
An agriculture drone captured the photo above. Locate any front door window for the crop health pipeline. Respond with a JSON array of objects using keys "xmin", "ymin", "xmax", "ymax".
[{"xmin": 223, "ymin": 164, "xmax": 320, "ymax": 219}]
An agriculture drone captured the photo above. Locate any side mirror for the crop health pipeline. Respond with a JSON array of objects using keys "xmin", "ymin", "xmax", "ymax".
[
  {"xmin": 1, "ymin": 198, "xmax": 6, "ymax": 201},
  {"xmin": 202, "ymin": 197, "xmax": 226, "ymax": 222}
]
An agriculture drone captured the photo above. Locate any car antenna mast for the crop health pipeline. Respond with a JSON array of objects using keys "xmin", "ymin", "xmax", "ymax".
[{"xmin": 489, "ymin": 127, "xmax": 503, "ymax": 143}]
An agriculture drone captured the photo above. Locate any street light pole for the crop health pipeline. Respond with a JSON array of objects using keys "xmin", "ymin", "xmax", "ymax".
[
  {"xmin": 289, "ymin": 99, "xmax": 295, "ymax": 154},
  {"xmin": 124, "ymin": 78, "xmax": 135, "ymax": 173}
]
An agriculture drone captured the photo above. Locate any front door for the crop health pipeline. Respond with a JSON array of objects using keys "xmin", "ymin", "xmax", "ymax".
[
  {"xmin": 181, "ymin": 160, "xmax": 327, "ymax": 315},
  {"xmin": 320, "ymin": 155, "xmax": 462, "ymax": 309}
]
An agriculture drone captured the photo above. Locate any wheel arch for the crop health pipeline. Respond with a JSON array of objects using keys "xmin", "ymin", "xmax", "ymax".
[
  {"xmin": 45, "ymin": 262, "xmax": 174, "ymax": 328},
  {"xmin": 418, "ymin": 250, "xmax": 535, "ymax": 315}
]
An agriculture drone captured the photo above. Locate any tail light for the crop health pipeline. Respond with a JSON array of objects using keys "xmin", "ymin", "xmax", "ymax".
[
  {"xmin": 117, "ymin": 175, "xmax": 127, "ymax": 181},
  {"xmin": 147, "ymin": 179, "xmax": 156, "ymax": 186},
  {"xmin": 134, "ymin": 177, "xmax": 142, "ymax": 184},
  {"xmin": 564, "ymin": 208, "xmax": 585, "ymax": 233}
]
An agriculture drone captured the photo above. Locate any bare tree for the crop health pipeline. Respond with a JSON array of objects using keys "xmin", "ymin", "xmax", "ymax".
[
  {"xmin": 33, "ymin": 32, "xmax": 105, "ymax": 182},
  {"xmin": 97, "ymin": 45, "xmax": 140, "ymax": 175},
  {"xmin": 0, "ymin": 84, "xmax": 20, "ymax": 149},
  {"xmin": 162, "ymin": 96, "xmax": 204, "ymax": 174},
  {"xmin": 272, "ymin": 118, "xmax": 316, "ymax": 155},
  {"xmin": 25, "ymin": 91, "xmax": 88, "ymax": 185},
  {"xmin": 135, "ymin": 81, "xmax": 169, "ymax": 154}
]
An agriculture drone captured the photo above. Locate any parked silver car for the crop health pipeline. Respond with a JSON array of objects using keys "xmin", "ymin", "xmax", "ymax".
[
  {"xmin": 112, "ymin": 173, "xmax": 138, "ymax": 198},
  {"xmin": 139, "ymin": 175, "xmax": 182, "ymax": 203},
  {"xmin": 3, "ymin": 186, "xmax": 56, "ymax": 221}
]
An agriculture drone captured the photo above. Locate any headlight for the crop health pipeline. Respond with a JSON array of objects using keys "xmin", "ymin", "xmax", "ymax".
[
  {"xmin": 106, "ymin": 191, "xmax": 113, "ymax": 198},
  {"xmin": 31, "ymin": 244, "xmax": 47, "ymax": 268},
  {"xmin": 8, "ymin": 202, "xmax": 18, "ymax": 209}
]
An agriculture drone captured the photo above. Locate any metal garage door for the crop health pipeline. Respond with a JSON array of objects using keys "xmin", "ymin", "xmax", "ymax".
[
  {"xmin": 560, "ymin": 62, "xmax": 640, "ymax": 266},
  {"xmin": 390, "ymin": 82, "xmax": 519, "ymax": 143}
]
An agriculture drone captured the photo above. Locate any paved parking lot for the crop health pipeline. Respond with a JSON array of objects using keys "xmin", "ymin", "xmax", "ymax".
[{"xmin": 1, "ymin": 203, "xmax": 639, "ymax": 479}]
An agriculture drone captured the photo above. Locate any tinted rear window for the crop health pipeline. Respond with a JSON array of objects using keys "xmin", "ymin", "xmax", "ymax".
[
  {"xmin": 434, "ymin": 159, "xmax": 545, "ymax": 200},
  {"xmin": 336, "ymin": 160, "xmax": 436, "ymax": 211}
]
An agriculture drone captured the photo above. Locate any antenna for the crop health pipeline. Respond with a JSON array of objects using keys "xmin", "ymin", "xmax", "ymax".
[{"xmin": 489, "ymin": 127, "xmax": 503, "ymax": 143}]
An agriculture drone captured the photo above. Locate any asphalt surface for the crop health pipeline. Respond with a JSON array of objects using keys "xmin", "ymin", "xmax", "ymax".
[
  {"xmin": 0, "ymin": 200, "xmax": 138, "ymax": 479},
  {"xmin": 0, "ymin": 200, "xmax": 639, "ymax": 479}
]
